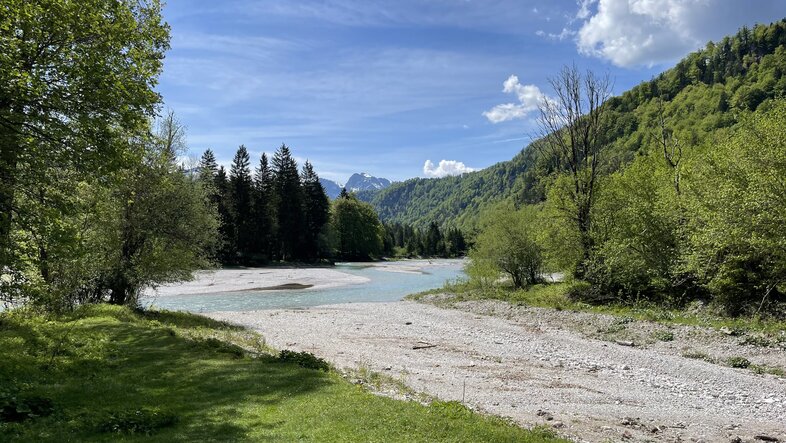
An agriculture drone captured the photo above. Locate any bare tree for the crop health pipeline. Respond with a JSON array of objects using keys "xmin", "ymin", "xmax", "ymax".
[{"xmin": 536, "ymin": 64, "xmax": 612, "ymax": 278}]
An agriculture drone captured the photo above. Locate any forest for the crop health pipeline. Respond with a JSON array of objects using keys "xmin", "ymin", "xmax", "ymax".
[{"xmin": 445, "ymin": 20, "xmax": 786, "ymax": 316}]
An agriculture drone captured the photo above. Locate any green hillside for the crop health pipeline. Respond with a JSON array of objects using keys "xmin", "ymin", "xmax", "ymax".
[{"xmin": 366, "ymin": 19, "xmax": 786, "ymax": 230}]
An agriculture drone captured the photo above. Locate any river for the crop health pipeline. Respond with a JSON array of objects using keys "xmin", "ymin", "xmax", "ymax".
[{"xmin": 141, "ymin": 259, "xmax": 465, "ymax": 313}]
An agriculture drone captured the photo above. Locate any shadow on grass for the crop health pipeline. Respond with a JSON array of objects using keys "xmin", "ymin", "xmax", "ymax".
[{"xmin": 0, "ymin": 306, "xmax": 331, "ymax": 442}]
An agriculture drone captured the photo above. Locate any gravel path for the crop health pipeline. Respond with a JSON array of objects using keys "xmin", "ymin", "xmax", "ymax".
[{"xmin": 209, "ymin": 301, "xmax": 786, "ymax": 442}]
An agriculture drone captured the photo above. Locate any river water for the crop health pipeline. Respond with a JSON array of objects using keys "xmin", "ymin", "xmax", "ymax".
[{"xmin": 143, "ymin": 260, "xmax": 465, "ymax": 313}]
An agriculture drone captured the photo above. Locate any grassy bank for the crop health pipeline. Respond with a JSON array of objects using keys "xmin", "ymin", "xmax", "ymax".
[
  {"xmin": 410, "ymin": 281, "xmax": 786, "ymax": 338},
  {"xmin": 0, "ymin": 305, "xmax": 563, "ymax": 442}
]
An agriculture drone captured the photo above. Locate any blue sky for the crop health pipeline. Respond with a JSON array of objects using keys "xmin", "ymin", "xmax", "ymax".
[{"xmin": 158, "ymin": 0, "xmax": 786, "ymax": 183}]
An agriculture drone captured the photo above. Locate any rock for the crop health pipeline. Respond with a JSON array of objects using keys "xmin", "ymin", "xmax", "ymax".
[
  {"xmin": 730, "ymin": 437, "xmax": 742, "ymax": 443},
  {"xmin": 536, "ymin": 409, "xmax": 554, "ymax": 421},
  {"xmin": 754, "ymin": 436, "xmax": 780, "ymax": 442},
  {"xmin": 622, "ymin": 430, "xmax": 633, "ymax": 440},
  {"xmin": 405, "ymin": 321, "xmax": 412, "ymax": 325},
  {"xmin": 552, "ymin": 421, "xmax": 564, "ymax": 429},
  {"xmin": 615, "ymin": 340, "xmax": 635, "ymax": 347}
]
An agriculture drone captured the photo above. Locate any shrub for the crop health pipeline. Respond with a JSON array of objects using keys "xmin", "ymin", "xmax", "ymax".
[
  {"xmin": 278, "ymin": 350, "xmax": 330, "ymax": 372},
  {"xmin": 0, "ymin": 392, "xmax": 54, "ymax": 423}
]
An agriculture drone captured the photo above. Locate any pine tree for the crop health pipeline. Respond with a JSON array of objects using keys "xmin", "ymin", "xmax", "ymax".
[
  {"xmin": 272, "ymin": 144, "xmax": 303, "ymax": 261},
  {"xmin": 252, "ymin": 153, "xmax": 275, "ymax": 260},
  {"xmin": 229, "ymin": 145, "xmax": 253, "ymax": 262},
  {"xmin": 198, "ymin": 149, "xmax": 218, "ymax": 189},
  {"xmin": 215, "ymin": 166, "xmax": 234, "ymax": 262},
  {"xmin": 300, "ymin": 161, "xmax": 331, "ymax": 260}
]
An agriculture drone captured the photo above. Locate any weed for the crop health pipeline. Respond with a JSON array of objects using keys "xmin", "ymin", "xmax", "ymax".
[
  {"xmin": 726, "ymin": 356, "xmax": 751, "ymax": 368},
  {"xmin": 652, "ymin": 331, "xmax": 675, "ymax": 342}
]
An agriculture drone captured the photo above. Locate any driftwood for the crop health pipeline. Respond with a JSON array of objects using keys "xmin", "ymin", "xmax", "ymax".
[{"xmin": 413, "ymin": 341, "xmax": 437, "ymax": 350}]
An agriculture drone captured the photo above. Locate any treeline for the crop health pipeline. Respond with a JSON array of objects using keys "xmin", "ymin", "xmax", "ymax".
[
  {"xmin": 382, "ymin": 222, "xmax": 467, "ymax": 258},
  {"xmin": 198, "ymin": 145, "xmax": 332, "ymax": 264},
  {"xmin": 199, "ymin": 144, "xmax": 468, "ymax": 264}
]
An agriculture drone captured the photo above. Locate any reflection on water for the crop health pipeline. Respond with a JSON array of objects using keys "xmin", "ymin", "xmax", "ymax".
[{"xmin": 142, "ymin": 261, "xmax": 464, "ymax": 313}]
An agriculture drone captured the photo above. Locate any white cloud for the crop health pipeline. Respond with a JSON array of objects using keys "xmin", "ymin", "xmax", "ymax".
[
  {"xmin": 575, "ymin": 0, "xmax": 786, "ymax": 67},
  {"xmin": 423, "ymin": 159, "xmax": 476, "ymax": 178},
  {"xmin": 483, "ymin": 75, "xmax": 548, "ymax": 123}
]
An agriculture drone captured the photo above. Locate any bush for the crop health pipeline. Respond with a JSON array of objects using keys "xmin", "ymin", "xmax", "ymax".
[
  {"xmin": 468, "ymin": 204, "xmax": 544, "ymax": 289},
  {"xmin": 278, "ymin": 350, "xmax": 330, "ymax": 372}
]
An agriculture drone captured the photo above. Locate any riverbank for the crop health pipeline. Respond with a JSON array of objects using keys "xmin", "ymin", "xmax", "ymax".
[
  {"xmin": 0, "ymin": 304, "xmax": 562, "ymax": 442},
  {"xmin": 209, "ymin": 300, "xmax": 786, "ymax": 443}
]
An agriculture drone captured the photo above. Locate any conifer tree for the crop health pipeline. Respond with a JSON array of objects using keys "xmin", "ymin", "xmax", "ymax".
[
  {"xmin": 229, "ymin": 145, "xmax": 253, "ymax": 261},
  {"xmin": 300, "ymin": 161, "xmax": 331, "ymax": 260},
  {"xmin": 215, "ymin": 166, "xmax": 234, "ymax": 261},
  {"xmin": 252, "ymin": 153, "xmax": 275, "ymax": 260},
  {"xmin": 272, "ymin": 144, "xmax": 303, "ymax": 261}
]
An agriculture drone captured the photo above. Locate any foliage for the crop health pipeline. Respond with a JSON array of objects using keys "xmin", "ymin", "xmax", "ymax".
[
  {"xmin": 382, "ymin": 222, "xmax": 467, "ymax": 258},
  {"xmin": 0, "ymin": 0, "xmax": 169, "ymax": 269},
  {"xmin": 278, "ymin": 350, "xmax": 331, "ymax": 372},
  {"xmin": 686, "ymin": 100, "xmax": 786, "ymax": 315},
  {"xmin": 467, "ymin": 204, "xmax": 543, "ymax": 288},
  {"xmin": 366, "ymin": 19, "xmax": 786, "ymax": 234},
  {"xmin": 0, "ymin": 305, "xmax": 565, "ymax": 442},
  {"xmin": 330, "ymin": 194, "xmax": 384, "ymax": 260}
]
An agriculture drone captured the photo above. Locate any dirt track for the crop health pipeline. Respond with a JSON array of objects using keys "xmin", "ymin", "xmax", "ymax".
[{"xmin": 209, "ymin": 299, "xmax": 786, "ymax": 442}]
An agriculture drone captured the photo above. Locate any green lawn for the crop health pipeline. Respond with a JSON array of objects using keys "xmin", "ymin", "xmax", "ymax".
[{"xmin": 0, "ymin": 305, "xmax": 564, "ymax": 442}]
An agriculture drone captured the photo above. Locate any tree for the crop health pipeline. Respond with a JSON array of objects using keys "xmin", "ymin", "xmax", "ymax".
[
  {"xmin": 272, "ymin": 145, "xmax": 303, "ymax": 260},
  {"xmin": 0, "ymin": 0, "xmax": 169, "ymax": 267},
  {"xmin": 687, "ymin": 100, "xmax": 786, "ymax": 314},
  {"xmin": 331, "ymin": 196, "xmax": 384, "ymax": 260},
  {"xmin": 536, "ymin": 64, "xmax": 612, "ymax": 279},
  {"xmin": 98, "ymin": 114, "xmax": 218, "ymax": 306},
  {"xmin": 252, "ymin": 153, "xmax": 275, "ymax": 260},
  {"xmin": 229, "ymin": 146, "xmax": 253, "ymax": 261},
  {"xmin": 198, "ymin": 149, "xmax": 219, "ymax": 191},
  {"xmin": 468, "ymin": 205, "xmax": 543, "ymax": 289},
  {"xmin": 300, "ymin": 161, "xmax": 330, "ymax": 260}
]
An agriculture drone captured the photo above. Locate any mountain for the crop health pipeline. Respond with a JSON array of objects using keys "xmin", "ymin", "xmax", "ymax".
[
  {"xmin": 366, "ymin": 19, "xmax": 786, "ymax": 230},
  {"xmin": 319, "ymin": 178, "xmax": 343, "ymax": 199},
  {"xmin": 345, "ymin": 172, "xmax": 391, "ymax": 193}
]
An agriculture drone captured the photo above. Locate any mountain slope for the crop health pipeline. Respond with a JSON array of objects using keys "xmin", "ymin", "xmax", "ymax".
[
  {"xmin": 367, "ymin": 19, "xmax": 786, "ymax": 230},
  {"xmin": 319, "ymin": 178, "xmax": 343, "ymax": 199}
]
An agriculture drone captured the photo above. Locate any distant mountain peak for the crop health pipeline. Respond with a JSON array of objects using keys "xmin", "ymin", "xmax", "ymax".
[{"xmin": 345, "ymin": 172, "xmax": 391, "ymax": 193}]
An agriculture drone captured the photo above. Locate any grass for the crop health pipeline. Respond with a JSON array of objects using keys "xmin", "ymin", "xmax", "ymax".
[
  {"xmin": 410, "ymin": 280, "xmax": 786, "ymax": 338},
  {"xmin": 0, "ymin": 304, "xmax": 565, "ymax": 443}
]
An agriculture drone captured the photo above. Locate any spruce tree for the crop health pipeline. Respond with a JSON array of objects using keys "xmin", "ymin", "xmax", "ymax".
[
  {"xmin": 252, "ymin": 153, "xmax": 275, "ymax": 260},
  {"xmin": 229, "ymin": 145, "xmax": 253, "ymax": 262},
  {"xmin": 272, "ymin": 144, "xmax": 303, "ymax": 261},
  {"xmin": 300, "ymin": 161, "xmax": 331, "ymax": 260},
  {"xmin": 215, "ymin": 166, "xmax": 234, "ymax": 262}
]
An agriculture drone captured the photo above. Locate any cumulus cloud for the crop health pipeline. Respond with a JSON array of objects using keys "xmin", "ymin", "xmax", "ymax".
[
  {"xmin": 483, "ymin": 75, "xmax": 548, "ymax": 123},
  {"xmin": 574, "ymin": 0, "xmax": 786, "ymax": 67},
  {"xmin": 423, "ymin": 159, "xmax": 476, "ymax": 178}
]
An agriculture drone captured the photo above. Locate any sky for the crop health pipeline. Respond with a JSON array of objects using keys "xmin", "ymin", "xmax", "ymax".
[{"xmin": 158, "ymin": 0, "xmax": 786, "ymax": 184}]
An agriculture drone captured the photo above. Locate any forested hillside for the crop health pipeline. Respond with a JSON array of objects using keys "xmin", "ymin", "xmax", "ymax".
[{"xmin": 367, "ymin": 19, "xmax": 786, "ymax": 230}]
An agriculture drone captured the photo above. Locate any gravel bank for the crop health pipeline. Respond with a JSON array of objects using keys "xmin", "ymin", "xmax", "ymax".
[
  {"xmin": 144, "ymin": 267, "xmax": 369, "ymax": 296},
  {"xmin": 209, "ymin": 301, "xmax": 786, "ymax": 442}
]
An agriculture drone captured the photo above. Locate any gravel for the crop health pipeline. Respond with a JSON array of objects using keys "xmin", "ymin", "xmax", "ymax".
[{"xmin": 208, "ymin": 300, "xmax": 786, "ymax": 442}]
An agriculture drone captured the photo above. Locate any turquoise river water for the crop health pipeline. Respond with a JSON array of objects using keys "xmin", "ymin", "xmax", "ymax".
[{"xmin": 142, "ymin": 260, "xmax": 465, "ymax": 313}]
